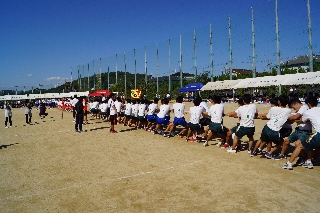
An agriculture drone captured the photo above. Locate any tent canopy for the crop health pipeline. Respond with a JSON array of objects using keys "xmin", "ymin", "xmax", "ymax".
[
  {"xmin": 280, "ymin": 72, "xmax": 320, "ymax": 86},
  {"xmin": 177, "ymin": 83, "xmax": 204, "ymax": 92},
  {"xmin": 253, "ymin": 75, "xmax": 287, "ymax": 87},
  {"xmin": 214, "ymin": 79, "xmax": 241, "ymax": 90},
  {"xmin": 88, "ymin": 90, "xmax": 111, "ymax": 97},
  {"xmin": 201, "ymin": 81, "xmax": 223, "ymax": 91},
  {"xmin": 233, "ymin": 78, "xmax": 260, "ymax": 89}
]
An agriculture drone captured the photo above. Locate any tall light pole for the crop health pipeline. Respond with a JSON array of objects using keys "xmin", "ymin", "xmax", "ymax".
[
  {"xmin": 251, "ymin": 7, "xmax": 256, "ymax": 78},
  {"xmin": 275, "ymin": 0, "xmax": 281, "ymax": 95},
  {"xmin": 210, "ymin": 23, "xmax": 213, "ymax": 82},
  {"xmin": 228, "ymin": 16, "xmax": 233, "ymax": 80},
  {"xmin": 307, "ymin": 0, "xmax": 313, "ymax": 72}
]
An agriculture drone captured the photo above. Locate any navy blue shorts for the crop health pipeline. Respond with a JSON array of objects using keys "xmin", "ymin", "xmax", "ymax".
[
  {"xmin": 302, "ymin": 132, "xmax": 320, "ymax": 151},
  {"xmin": 288, "ymin": 128, "xmax": 311, "ymax": 143},
  {"xmin": 235, "ymin": 126, "xmax": 255, "ymax": 139},
  {"xmin": 209, "ymin": 122, "xmax": 225, "ymax": 136},
  {"xmin": 110, "ymin": 114, "xmax": 117, "ymax": 125},
  {"xmin": 260, "ymin": 125, "xmax": 280, "ymax": 144},
  {"xmin": 188, "ymin": 122, "xmax": 201, "ymax": 131}
]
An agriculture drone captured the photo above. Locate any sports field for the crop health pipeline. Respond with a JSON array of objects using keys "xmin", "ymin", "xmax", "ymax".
[{"xmin": 1, "ymin": 103, "xmax": 320, "ymax": 212}]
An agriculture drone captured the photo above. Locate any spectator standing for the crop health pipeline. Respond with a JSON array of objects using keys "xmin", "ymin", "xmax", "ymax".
[
  {"xmin": 4, "ymin": 101, "xmax": 12, "ymax": 128},
  {"xmin": 74, "ymin": 97, "xmax": 84, "ymax": 132},
  {"xmin": 25, "ymin": 102, "xmax": 32, "ymax": 124},
  {"xmin": 70, "ymin": 95, "xmax": 78, "ymax": 122}
]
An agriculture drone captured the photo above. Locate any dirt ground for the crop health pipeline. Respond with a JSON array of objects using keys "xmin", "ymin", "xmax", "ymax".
[{"xmin": 1, "ymin": 102, "xmax": 320, "ymax": 213}]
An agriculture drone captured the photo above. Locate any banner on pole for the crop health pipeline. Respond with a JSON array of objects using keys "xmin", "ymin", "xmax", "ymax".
[{"xmin": 131, "ymin": 88, "xmax": 142, "ymax": 99}]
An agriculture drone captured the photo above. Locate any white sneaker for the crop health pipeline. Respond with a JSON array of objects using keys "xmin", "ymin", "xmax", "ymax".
[
  {"xmin": 216, "ymin": 142, "xmax": 222, "ymax": 147},
  {"xmin": 9, "ymin": 126, "xmax": 12, "ymax": 128},
  {"xmin": 304, "ymin": 161, "xmax": 313, "ymax": 169},
  {"xmin": 5, "ymin": 126, "xmax": 8, "ymax": 128},
  {"xmin": 203, "ymin": 141, "xmax": 209, "ymax": 147},
  {"xmin": 227, "ymin": 148, "xmax": 237, "ymax": 153},
  {"xmin": 282, "ymin": 163, "xmax": 293, "ymax": 170}
]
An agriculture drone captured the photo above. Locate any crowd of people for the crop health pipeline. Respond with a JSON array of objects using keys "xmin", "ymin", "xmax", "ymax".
[
  {"xmin": 3, "ymin": 91, "xmax": 320, "ymax": 171},
  {"xmin": 3, "ymin": 99, "xmax": 50, "ymax": 128},
  {"xmin": 55, "ymin": 92, "xmax": 320, "ymax": 171}
]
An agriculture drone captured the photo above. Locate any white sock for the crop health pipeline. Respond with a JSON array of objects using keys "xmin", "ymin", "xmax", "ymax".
[{"xmin": 287, "ymin": 161, "xmax": 292, "ymax": 165}]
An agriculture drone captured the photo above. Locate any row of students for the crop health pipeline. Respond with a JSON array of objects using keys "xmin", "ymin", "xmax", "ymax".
[
  {"xmin": 57, "ymin": 93, "xmax": 320, "ymax": 170},
  {"xmin": 133, "ymin": 94, "xmax": 320, "ymax": 170}
]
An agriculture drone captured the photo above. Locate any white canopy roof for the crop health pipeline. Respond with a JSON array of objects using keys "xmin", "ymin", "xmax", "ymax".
[
  {"xmin": 44, "ymin": 93, "xmax": 61, "ymax": 98},
  {"xmin": 201, "ymin": 81, "xmax": 223, "ymax": 91},
  {"xmin": 253, "ymin": 75, "xmax": 287, "ymax": 87},
  {"xmin": 69, "ymin": 91, "xmax": 89, "ymax": 97},
  {"xmin": 11, "ymin": 95, "xmax": 28, "ymax": 100},
  {"xmin": 312, "ymin": 75, "xmax": 320, "ymax": 84},
  {"xmin": 0, "ymin": 95, "xmax": 12, "ymax": 101},
  {"xmin": 28, "ymin": 94, "xmax": 45, "ymax": 99},
  {"xmin": 214, "ymin": 79, "xmax": 242, "ymax": 90},
  {"xmin": 233, "ymin": 78, "xmax": 260, "ymax": 89},
  {"xmin": 280, "ymin": 72, "xmax": 320, "ymax": 85}
]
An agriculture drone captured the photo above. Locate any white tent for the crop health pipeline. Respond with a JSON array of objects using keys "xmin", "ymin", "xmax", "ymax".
[
  {"xmin": 214, "ymin": 79, "xmax": 241, "ymax": 90},
  {"xmin": 11, "ymin": 95, "xmax": 28, "ymax": 100},
  {"xmin": 201, "ymin": 81, "xmax": 223, "ymax": 91},
  {"xmin": 233, "ymin": 78, "xmax": 260, "ymax": 89},
  {"xmin": 312, "ymin": 75, "xmax": 320, "ymax": 84},
  {"xmin": 69, "ymin": 91, "xmax": 89, "ymax": 97},
  {"xmin": 280, "ymin": 72, "xmax": 320, "ymax": 85},
  {"xmin": 28, "ymin": 94, "xmax": 45, "ymax": 99},
  {"xmin": 0, "ymin": 95, "xmax": 12, "ymax": 101},
  {"xmin": 253, "ymin": 75, "xmax": 287, "ymax": 87},
  {"xmin": 44, "ymin": 93, "xmax": 61, "ymax": 98},
  {"xmin": 59, "ymin": 93, "xmax": 72, "ymax": 98}
]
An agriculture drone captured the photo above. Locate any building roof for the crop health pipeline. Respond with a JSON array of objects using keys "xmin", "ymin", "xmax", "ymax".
[
  {"xmin": 281, "ymin": 54, "xmax": 320, "ymax": 67},
  {"xmin": 232, "ymin": 69, "xmax": 252, "ymax": 75}
]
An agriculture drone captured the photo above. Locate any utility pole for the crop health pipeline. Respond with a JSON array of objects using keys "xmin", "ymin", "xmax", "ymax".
[
  {"xmin": 210, "ymin": 23, "xmax": 213, "ymax": 82},
  {"xmin": 251, "ymin": 7, "xmax": 256, "ymax": 78},
  {"xmin": 228, "ymin": 16, "xmax": 233, "ymax": 80},
  {"xmin": 307, "ymin": 0, "xmax": 314, "ymax": 72},
  {"xmin": 168, "ymin": 39, "xmax": 171, "ymax": 93}
]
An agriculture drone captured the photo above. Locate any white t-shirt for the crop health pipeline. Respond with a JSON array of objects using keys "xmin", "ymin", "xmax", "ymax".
[
  {"xmin": 189, "ymin": 106, "xmax": 205, "ymax": 124},
  {"xmin": 138, "ymin": 104, "xmax": 147, "ymax": 116},
  {"xmin": 124, "ymin": 103, "xmax": 132, "ymax": 115},
  {"xmin": 100, "ymin": 103, "xmax": 108, "ymax": 113},
  {"xmin": 295, "ymin": 105, "xmax": 312, "ymax": 131},
  {"xmin": 172, "ymin": 103, "xmax": 185, "ymax": 118},
  {"xmin": 147, "ymin": 103, "xmax": 158, "ymax": 115},
  {"xmin": 114, "ymin": 101, "xmax": 122, "ymax": 113},
  {"xmin": 208, "ymin": 104, "xmax": 224, "ymax": 123},
  {"xmin": 108, "ymin": 99, "xmax": 116, "ymax": 115},
  {"xmin": 266, "ymin": 106, "xmax": 292, "ymax": 131},
  {"xmin": 4, "ymin": 104, "xmax": 12, "ymax": 117},
  {"xmin": 91, "ymin": 101, "xmax": 99, "ymax": 109},
  {"xmin": 200, "ymin": 101, "xmax": 210, "ymax": 118},
  {"xmin": 71, "ymin": 98, "xmax": 79, "ymax": 107},
  {"xmin": 157, "ymin": 105, "xmax": 170, "ymax": 118},
  {"xmin": 132, "ymin": 104, "xmax": 139, "ymax": 117},
  {"xmin": 302, "ymin": 107, "xmax": 320, "ymax": 132},
  {"xmin": 235, "ymin": 104, "xmax": 258, "ymax": 127}
]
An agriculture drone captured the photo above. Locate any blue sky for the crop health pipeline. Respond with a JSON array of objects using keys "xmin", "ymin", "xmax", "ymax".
[{"xmin": 1, "ymin": 0, "xmax": 319, "ymax": 91}]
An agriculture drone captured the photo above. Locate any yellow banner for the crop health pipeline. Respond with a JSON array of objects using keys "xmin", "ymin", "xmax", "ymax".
[{"xmin": 131, "ymin": 89, "xmax": 142, "ymax": 99}]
